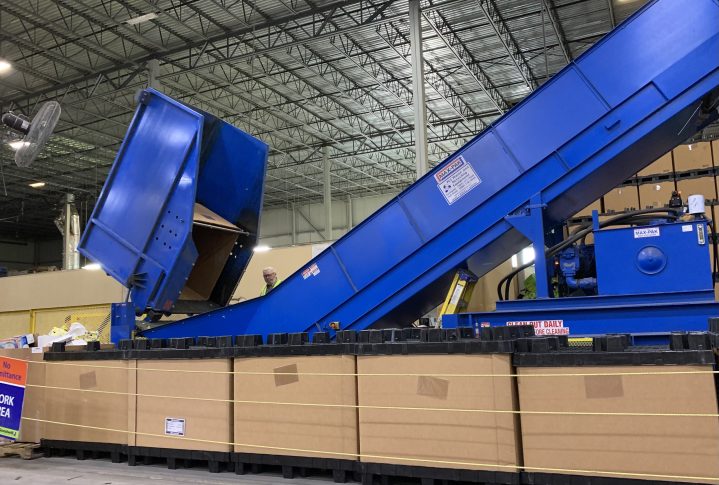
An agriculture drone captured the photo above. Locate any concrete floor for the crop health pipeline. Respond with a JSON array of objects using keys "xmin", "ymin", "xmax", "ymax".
[{"xmin": 0, "ymin": 456, "xmax": 334, "ymax": 484}]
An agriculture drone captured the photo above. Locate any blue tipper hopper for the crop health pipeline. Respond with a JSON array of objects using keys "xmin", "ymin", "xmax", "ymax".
[{"xmin": 78, "ymin": 89, "xmax": 269, "ymax": 316}]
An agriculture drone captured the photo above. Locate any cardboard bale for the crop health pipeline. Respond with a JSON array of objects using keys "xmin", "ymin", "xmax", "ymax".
[
  {"xmin": 357, "ymin": 354, "xmax": 520, "ymax": 471},
  {"xmin": 638, "ymin": 151, "xmax": 673, "ymax": 176},
  {"xmin": 0, "ymin": 349, "xmax": 45, "ymax": 443},
  {"xmin": 234, "ymin": 355, "xmax": 358, "ymax": 459},
  {"xmin": 603, "ymin": 186, "xmax": 639, "ymax": 213},
  {"xmin": 136, "ymin": 359, "xmax": 231, "ymax": 452},
  {"xmin": 518, "ymin": 365, "xmax": 719, "ymax": 484},
  {"xmin": 677, "ymin": 176, "xmax": 718, "ymax": 209},
  {"xmin": 674, "ymin": 142, "xmax": 713, "ymax": 173},
  {"xmin": 44, "ymin": 359, "xmax": 133, "ymax": 445},
  {"xmin": 574, "ymin": 199, "xmax": 601, "ymax": 218},
  {"xmin": 639, "ymin": 181, "xmax": 675, "ymax": 209}
]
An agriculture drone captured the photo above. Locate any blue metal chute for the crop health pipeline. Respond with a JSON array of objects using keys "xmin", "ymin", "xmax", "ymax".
[
  {"xmin": 79, "ymin": 89, "xmax": 268, "ymax": 315},
  {"xmin": 144, "ymin": 0, "xmax": 719, "ymax": 340}
]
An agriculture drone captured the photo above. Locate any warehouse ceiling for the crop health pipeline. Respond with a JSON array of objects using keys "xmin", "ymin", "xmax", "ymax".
[{"xmin": 0, "ymin": 0, "xmax": 714, "ymax": 238}]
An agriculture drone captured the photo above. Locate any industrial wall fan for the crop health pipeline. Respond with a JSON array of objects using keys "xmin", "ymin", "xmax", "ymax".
[{"xmin": 1, "ymin": 101, "xmax": 61, "ymax": 167}]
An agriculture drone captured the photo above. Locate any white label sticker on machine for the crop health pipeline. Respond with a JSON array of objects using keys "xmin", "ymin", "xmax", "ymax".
[
  {"xmin": 165, "ymin": 418, "xmax": 185, "ymax": 436},
  {"xmin": 507, "ymin": 320, "xmax": 569, "ymax": 335},
  {"xmin": 633, "ymin": 227, "xmax": 660, "ymax": 238},
  {"xmin": 434, "ymin": 155, "xmax": 481, "ymax": 205},
  {"xmin": 682, "ymin": 225, "xmax": 694, "ymax": 233}
]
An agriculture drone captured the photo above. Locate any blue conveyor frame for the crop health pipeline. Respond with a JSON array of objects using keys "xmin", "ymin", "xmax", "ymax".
[{"xmin": 143, "ymin": 0, "xmax": 719, "ymax": 340}]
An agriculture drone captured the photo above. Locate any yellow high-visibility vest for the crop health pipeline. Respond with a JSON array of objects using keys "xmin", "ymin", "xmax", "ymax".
[{"xmin": 260, "ymin": 278, "xmax": 282, "ymax": 296}]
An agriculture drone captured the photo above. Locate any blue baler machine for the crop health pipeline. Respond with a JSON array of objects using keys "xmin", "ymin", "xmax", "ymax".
[{"xmin": 78, "ymin": 0, "xmax": 719, "ymax": 344}]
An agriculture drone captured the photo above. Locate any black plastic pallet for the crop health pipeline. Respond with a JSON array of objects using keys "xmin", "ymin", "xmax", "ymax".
[
  {"xmin": 127, "ymin": 446, "xmax": 231, "ymax": 473},
  {"xmin": 232, "ymin": 452, "xmax": 358, "ymax": 482},
  {"xmin": 41, "ymin": 439, "xmax": 127, "ymax": 463},
  {"xmin": 359, "ymin": 462, "xmax": 520, "ymax": 485},
  {"xmin": 523, "ymin": 471, "xmax": 702, "ymax": 485}
]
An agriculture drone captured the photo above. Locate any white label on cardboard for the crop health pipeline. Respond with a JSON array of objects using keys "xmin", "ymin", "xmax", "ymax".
[
  {"xmin": 682, "ymin": 224, "xmax": 693, "ymax": 233},
  {"xmin": 633, "ymin": 227, "xmax": 660, "ymax": 239},
  {"xmin": 301, "ymin": 263, "xmax": 320, "ymax": 280},
  {"xmin": 165, "ymin": 418, "xmax": 185, "ymax": 436},
  {"xmin": 434, "ymin": 155, "xmax": 481, "ymax": 205},
  {"xmin": 31, "ymin": 347, "xmax": 43, "ymax": 354},
  {"xmin": 507, "ymin": 320, "xmax": 570, "ymax": 336}
]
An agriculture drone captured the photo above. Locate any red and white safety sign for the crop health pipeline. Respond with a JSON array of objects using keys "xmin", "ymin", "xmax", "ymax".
[{"xmin": 506, "ymin": 319, "xmax": 570, "ymax": 335}]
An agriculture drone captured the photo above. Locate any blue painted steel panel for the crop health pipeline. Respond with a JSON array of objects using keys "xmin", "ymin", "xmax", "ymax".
[
  {"xmin": 143, "ymin": 0, "xmax": 719, "ymax": 340},
  {"xmin": 595, "ymin": 221, "xmax": 713, "ymax": 295},
  {"xmin": 79, "ymin": 89, "xmax": 268, "ymax": 313},
  {"xmin": 442, "ymin": 292, "xmax": 719, "ymax": 343}
]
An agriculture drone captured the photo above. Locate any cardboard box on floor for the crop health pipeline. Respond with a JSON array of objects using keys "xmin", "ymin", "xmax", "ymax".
[
  {"xmin": 0, "ymin": 349, "xmax": 45, "ymax": 443},
  {"xmin": 234, "ymin": 355, "xmax": 358, "ymax": 459},
  {"xmin": 357, "ymin": 354, "xmax": 520, "ymax": 472},
  {"xmin": 518, "ymin": 365, "xmax": 719, "ymax": 484},
  {"xmin": 136, "ymin": 359, "xmax": 231, "ymax": 452},
  {"xmin": 44, "ymin": 359, "xmax": 135, "ymax": 445}
]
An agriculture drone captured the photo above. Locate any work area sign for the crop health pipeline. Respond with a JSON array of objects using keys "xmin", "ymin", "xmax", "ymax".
[{"xmin": 0, "ymin": 357, "xmax": 27, "ymax": 440}]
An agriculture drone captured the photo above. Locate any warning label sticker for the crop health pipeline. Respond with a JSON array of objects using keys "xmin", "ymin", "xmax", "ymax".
[
  {"xmin": 301, "ymin": 263, "xmax": 320, "ymax": 280},
  {"xmin": 507, "ymin": 320, "xmax": 569, "ymax": 336},
  {"xmin": 434, "ymin": 156, "xmax": 481, "ymax": 205}
]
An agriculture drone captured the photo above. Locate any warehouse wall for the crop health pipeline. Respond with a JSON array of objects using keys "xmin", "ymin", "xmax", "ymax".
[
  {"xmin": 258, "ymin": 192, "xmax": 398, "ymax": 247},
  {"xmin": 0, "ymin": 238, "xmax": 62, "ymax": 273},
  {"xmin": 0, "ymin": 240, "xmax": 35, "ymax": 271}
]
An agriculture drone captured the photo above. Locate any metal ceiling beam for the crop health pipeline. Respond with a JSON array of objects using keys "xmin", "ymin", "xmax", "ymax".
[
  {"xmin": 540, "ymin": 0, "xmax": 572, "ymax": 63},
  {"xmin": 475, "ymin": 0, "xmax": 537, "ymax": 90},
  {"xmin": 422, "ymin": 6, "xmax": 510, "ymax": 113},
  {"xmin": 2, "ymin": 0, "xmax": 374, "ymax": 106}
]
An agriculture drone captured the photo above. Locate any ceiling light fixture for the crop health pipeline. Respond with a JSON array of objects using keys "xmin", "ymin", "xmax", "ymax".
[
  {"xmin": 28, "ymin": 182, "xmax": 45, "ymax": 188},
  {"xmin": 0, "ymin": 60, "xmax": 11, "ymax": 73},
  {"xmin": 126, "ymin": 12, "xmax": 158, "ymax": 25},
  {"xmin": 253, "ymin": 245, "xmax": 271, "ymax": 253},
  {"xmin": 8, "ymin": 140, "xmax": 28, "ymax": 150}
]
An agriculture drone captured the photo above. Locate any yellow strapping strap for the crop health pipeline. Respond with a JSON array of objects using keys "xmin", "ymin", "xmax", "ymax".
[
  {"xmin": 26, "ymin": 383, "xmax": 719, "ymax": 417},
  {"xmin": 24, "ymin": 417, "xmax": 719, "ymax": 483},
  {"xmin": 20, "ymin": 359, "xmax": 719, "ymax": 378}
]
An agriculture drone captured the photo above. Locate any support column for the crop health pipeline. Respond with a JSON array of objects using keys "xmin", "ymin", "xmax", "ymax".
[
  {"xmin": 146, "ymin": 59, "xmax": 161, "ymax": 90},
  {"xmin": 59, "ymin": 193, "xmax": 80, "ymax": 270},
  {"xmin": 347, "ymin": 195, "xmax": 353, "ymax": 230},
  {"xmin": 291, "ymin": 203, "xmax": 297, "ymax": 245},
  {"xmin": 409, "ymin": 0, "xmax": 429, "ymax": 179},
  {"xmin": 323, "ymin": 145, "xmax": 332, "ymax": 241}
]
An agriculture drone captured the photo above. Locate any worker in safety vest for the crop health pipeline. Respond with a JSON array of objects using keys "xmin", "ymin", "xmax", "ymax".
[{"xmin": 260, "ymin": 266, "xmax": 282, "ymax": 296}]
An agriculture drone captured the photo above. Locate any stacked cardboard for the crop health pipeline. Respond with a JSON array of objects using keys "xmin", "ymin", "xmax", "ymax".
[
  {"xmin": 43, "ymin": 359, "xmax": 134, "ymax": 445},
  {"xmin": 234, "ymin": 355, "xmax": 358, "ymax": 459},
  {"xmin": 357, "ymin": 353, "xmax": 521, "ymax": 472},
  {"xmin": 135, "ymin": 359, "xmax": 231, "ymax": 452},
  {"xmin": 518, "ymin": 363, "xmax": 719, "ymax": 483}
]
